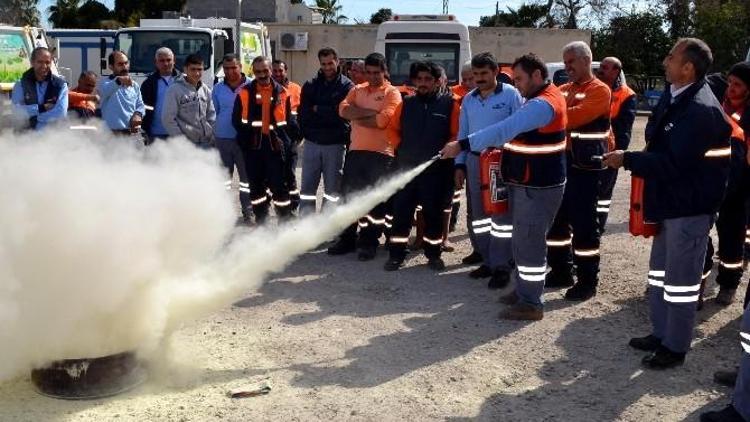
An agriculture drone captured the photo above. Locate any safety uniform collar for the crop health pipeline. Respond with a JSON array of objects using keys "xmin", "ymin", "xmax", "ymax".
[{"xmin": 471, "ymin": 82, "xmax": 504, "ymax": 97}]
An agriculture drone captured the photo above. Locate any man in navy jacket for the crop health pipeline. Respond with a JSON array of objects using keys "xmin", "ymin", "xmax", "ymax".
[
  {"xmin": 297, "ymin": 47, "xmax": 354, "ymax": 215},
  {"xmin": 604, "ymin": 38, "xmax": 731, "ymax": 370}
]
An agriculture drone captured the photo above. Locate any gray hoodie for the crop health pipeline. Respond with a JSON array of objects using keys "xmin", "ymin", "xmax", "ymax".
[{"xmin": 161, "ymin": 75, "xmax": 216, "ymax": 144}]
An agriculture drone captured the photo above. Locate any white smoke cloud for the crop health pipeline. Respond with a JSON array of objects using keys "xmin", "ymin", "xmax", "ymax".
[{"xmin": 0, "ymin": 122, "xmax": 435, "ymax": 383}]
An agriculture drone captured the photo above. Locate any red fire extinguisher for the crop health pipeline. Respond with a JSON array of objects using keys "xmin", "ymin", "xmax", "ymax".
[
  {"xmin": 479, "ymin": 149, "xmax": 509, "ymax": 215},
  {"xmin": 629, "ymin": 176, "xmax": 660, "ymax": 237}
]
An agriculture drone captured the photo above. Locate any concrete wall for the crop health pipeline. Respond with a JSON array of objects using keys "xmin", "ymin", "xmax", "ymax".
[
  {"xmin": 268, "ymin": 24, "xmax": 379, "ymax": 83},
  {"xmin": 469, "ymin": 27, "xmax": 590, "ymax": 65},
  {"xmin": 185, "ymin": 0, "xmax": 279, "ymax": 22},
  {"xmin": 267, "ymin": 24, "xmax": 591, "ymax": 84}
]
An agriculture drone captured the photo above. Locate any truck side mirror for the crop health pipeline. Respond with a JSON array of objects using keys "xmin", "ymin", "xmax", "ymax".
[
  {"xmin": 224, "ymin": 39, "xmax": 235, "ymax": 55},
  {"xmin": 99, "ymin": 38, "xmax": 109, "ymax": 75}
]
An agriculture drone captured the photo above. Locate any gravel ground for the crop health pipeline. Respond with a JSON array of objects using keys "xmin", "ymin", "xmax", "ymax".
[{"xmin": 0, "ymin": 116, "xmax": 745, "ymax": 421}]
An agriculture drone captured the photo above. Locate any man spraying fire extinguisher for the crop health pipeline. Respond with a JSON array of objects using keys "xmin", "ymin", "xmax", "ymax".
[{"xmin": 441, "ymin": 53, "xmax": 567, "ymax": 321}]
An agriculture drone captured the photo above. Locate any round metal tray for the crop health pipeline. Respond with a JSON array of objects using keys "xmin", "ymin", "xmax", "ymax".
[{"xmin": 31, "ymin": 351, "xmax": 146, "ymax": 400}]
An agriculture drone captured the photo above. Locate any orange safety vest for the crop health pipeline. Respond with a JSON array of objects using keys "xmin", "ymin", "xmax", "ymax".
[
  {"xmin": 610, "ymin": 84, "xmax": 637, "ymax": 120},
  {"xmin": 501, "ymin": 83, "xmax": 568, "ymax": 187},
  {"xmin": 237, "ymin": 83, "xmax": 288, "ymax": 135}
]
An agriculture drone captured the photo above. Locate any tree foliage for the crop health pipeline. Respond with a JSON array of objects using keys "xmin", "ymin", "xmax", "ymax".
[
  {"xmin": 369, "ymin": 8, "xmax": 392, "ymax": 24},
  {"xmin": 315, "ymin": 0, "xmax": 348, "ymax": 24},
  {"xmin": 48, "ymin": 0, "xmax": 113, "ymax": 28},
  {"xmin": 693, "ymin": 0, "xmax": 750, "ymax": 72},
  {"xmin": 114, "ymin": 0, "xmax": 186, "ymax": 26},
  {"xmin": 592, "ymin": 9, "xmax": 672, "ymax": 75},
  {"xmin": 0, "ymin": 0, "xmax": 41, "ymax": 26},
  {"xmin": 479, "ymin": 3, "xmax": 550, "ymax": 27}
]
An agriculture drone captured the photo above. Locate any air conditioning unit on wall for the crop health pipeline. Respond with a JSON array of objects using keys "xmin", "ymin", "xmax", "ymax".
[{"xmin": 279, "ymin": 32, "xmax": 309, "ymax": 51}]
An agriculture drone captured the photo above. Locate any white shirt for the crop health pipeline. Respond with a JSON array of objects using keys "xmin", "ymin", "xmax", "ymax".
[{"xmin": 670, "ymin": 83, "xmax": 694, "ymax": 103}]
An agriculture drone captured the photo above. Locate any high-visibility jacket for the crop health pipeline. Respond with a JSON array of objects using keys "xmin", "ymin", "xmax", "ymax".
[
  {"xmin": 609, "ymin": 82, "xmax": 637, "ymax": 150},
  {"xmin": 501, "ymin": 82, "xmax": 568, "ymax": 187},
  {"xmin": 560, "ymin": 78, "xmax": 612, "ymax": 170},
  {"xmin": 231, "ymin": 79, "xmax": 289, "ymax": 151}
]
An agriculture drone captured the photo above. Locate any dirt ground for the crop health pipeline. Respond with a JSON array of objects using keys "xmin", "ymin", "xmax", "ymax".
[{"xmin": 0, "ymin": 116, "xmax": 746, "ymax": 421}]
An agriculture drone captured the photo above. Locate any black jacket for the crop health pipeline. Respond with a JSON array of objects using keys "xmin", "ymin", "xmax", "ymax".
[
  {"xmin": 624, "ymin": 79, "xmax": 731, "ymax": 221},
  {"xmin": 140, "ymin": 68, "xmax": 179, "ymax": 135},
  {"xmin": 298, "ymin": 71, "xmax": 354, "ymax": 145}
]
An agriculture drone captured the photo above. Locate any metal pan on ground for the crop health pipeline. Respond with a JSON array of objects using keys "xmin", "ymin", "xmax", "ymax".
[{"xmin": 31, "ymin": 351, "xmax": 146, "ymax": 400}]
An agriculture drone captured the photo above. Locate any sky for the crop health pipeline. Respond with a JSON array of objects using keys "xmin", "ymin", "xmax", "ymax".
[{"xmin": 38, "ymin": 0, "xmax": 525, "ymax": 27}]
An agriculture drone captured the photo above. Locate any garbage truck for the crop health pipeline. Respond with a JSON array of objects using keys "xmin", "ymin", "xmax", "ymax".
[{"xmin": 107, "ymin": 18, "xmax": 271, "ymax": 86}]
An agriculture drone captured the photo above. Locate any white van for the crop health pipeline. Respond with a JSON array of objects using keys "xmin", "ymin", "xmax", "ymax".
[{"xmin": 374, "ymin": 15, "xmax": 471, "ymax": 86}]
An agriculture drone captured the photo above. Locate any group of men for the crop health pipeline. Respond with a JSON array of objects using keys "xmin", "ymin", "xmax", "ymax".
[{"xmin": 9, "ymin": 37, "xmax": 750, "ymax": 422}]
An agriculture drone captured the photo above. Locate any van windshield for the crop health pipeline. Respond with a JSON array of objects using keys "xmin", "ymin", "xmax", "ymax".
[
  {"xmin": 115, "ymin": 30, "xmax": 211, "ymax": 73},
  {"xmin": 385, "ymin": 43, "xmax": 459, "ymax": 86}
]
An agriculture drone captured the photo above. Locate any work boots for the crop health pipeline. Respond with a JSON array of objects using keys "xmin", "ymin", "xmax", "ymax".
[
  {"xmin": 701, "ymin": 405, "xmax": 745, "ymax": 422},
  {"xmin": 544, "ymin": 270, "xmax": 574, "ymax": 288},
  {"xmin": 498, "ymin": 303, "xmax": 543, "ymax": 321}
]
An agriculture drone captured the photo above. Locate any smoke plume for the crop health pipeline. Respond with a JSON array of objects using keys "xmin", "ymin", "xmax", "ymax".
[{"xmin": 0, "ymin": 122, "xmax": 434, "ymax": 382}]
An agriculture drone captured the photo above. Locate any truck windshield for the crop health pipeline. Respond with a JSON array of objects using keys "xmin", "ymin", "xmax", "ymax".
[
  {"xmin": 385, "ymin": 43, "xmax": 460, "ymax": 86},
  {"xmin": 0, "ymin": 30, "xmax": 31, "ymax": 87},
  {"xmin": 116, "ymin": 31, "xmax": 211, "ymax": 73}
]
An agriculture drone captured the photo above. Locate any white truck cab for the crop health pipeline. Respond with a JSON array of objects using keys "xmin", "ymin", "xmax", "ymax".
[
  {"xmin": 374, "ymin": 14, "xmax": 471, "ymax": 86},
  {"xmin": 108, "ymin": 26, "xmax": 232, "ymax": 86},
  {"xmin": 139, "ymin": 18, "xmax": 271, "ymax": 79}
]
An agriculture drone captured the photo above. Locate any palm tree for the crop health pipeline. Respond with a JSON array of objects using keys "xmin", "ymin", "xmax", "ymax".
[
  {"xmin": 315, "ymin": 0, "xmax": 347, "ymax": 24},
  {"xmin": 48, "ymin": 0, "xmax": 82, "ymax": 28},
  {"xmin": 1, "ymin": 0, "xmax": 41, "ymax": 26}
]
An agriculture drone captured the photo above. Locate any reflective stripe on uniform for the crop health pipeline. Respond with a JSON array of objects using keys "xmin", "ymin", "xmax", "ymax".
[
  {"xmin": 648, "ymin": 269, "xmax": 666, "ymax": 288},
  {"xmin": 300, "ymin": 194, "xmax": 317, "ymax": 201},
  {"xmin": 664, "ymin": 283, "xmax": 701, "ymax": 293},
  {"xmin": 323, "ymin": 194, "xmax": 340, "ymax": 202},
  {"xmin": 289, "ymin": 189, "xmax": 300, "ymax": 196},
  {"xmin": 704, "ymin": 146, "xmax": 731, "ymax": 158},
  {"xmin": 490, "ymin": 223, "xmax": 513, "ymax": 239},
  {"xmin": 663, "ymin": 293, "xmax": 700, "ymax": 303},
  {"xmin": 251, "ymin": 197, "xmax": 268, "ymax": 205},
  {"xmin": 574, "ymin": 93, "xmax": 586, "ymax": 100},
  {"xmin": 518, "ymin": 265, "xmax": 547, "ymax": 282},
  {"xmin": 720, "ymin": 260, "xmax": 743, "ymax": 269},
  {"xmin": 574, "ymin": 248, "xmax": 600, "ymax": 257},
  {"xmin": 423, "ymin": 236, "xmax": 443, "ymax": 246},
  {"xmin": 472, "ymin": 218, "xmax": 492, "ymax": 234},
  {"xmin": 547, "ymin": 237, "xmax": 572, "ymax": 247},
  {"xmin": 741, "ymin": 332, "xmax": 750, "ymax": 354},
  {"xmin": 366, "ymin": 215, "xmax": 386, "ymax": 225},
  {"xmin": 504, "ymin": 140, "xmax": 566, "ymax": 154},
  {"xmin": 570, "ymin": 132, "xmax": 610, "ymax": 140},
  {"xmin": 597, "ymin": 199, "xmax": 611, "ymax": 213},
  {"xmin": 390, "ymin": 236, "xmax": 409, "ymax": 244},
  {"xmin": 273, "ymin": 200, "xmax": 291, "ymax": 207}
]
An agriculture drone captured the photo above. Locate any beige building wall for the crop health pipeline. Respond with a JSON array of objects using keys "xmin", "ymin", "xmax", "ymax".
[{"xmin": 267, "ymin": 24, "xmax": 591, "ymax": 84}]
